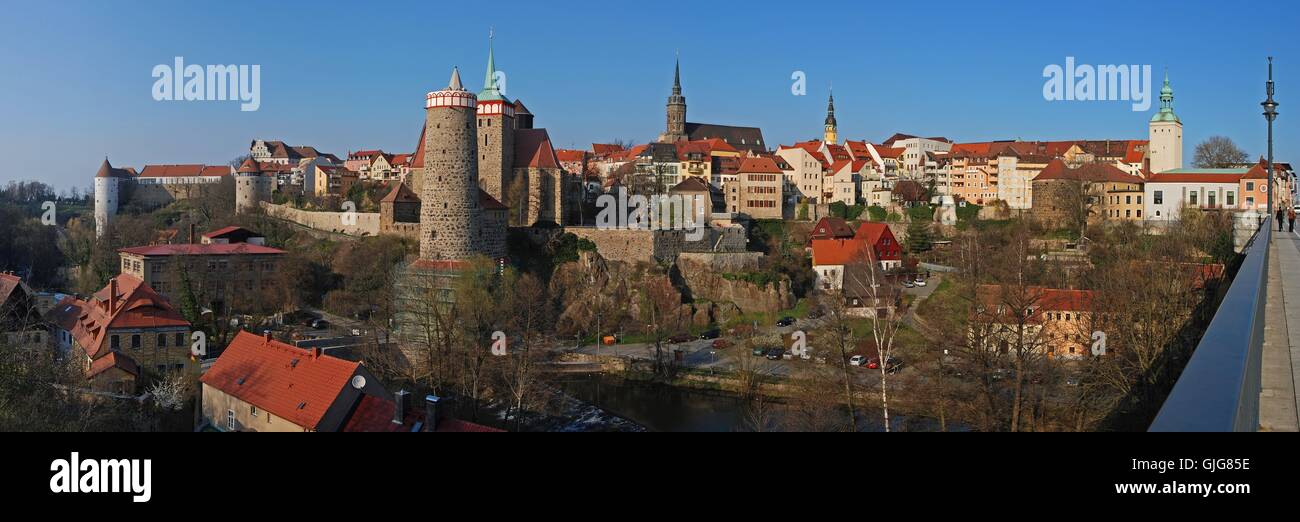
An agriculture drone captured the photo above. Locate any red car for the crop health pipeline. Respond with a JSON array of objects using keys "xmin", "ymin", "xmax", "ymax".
[
  {"xmin": 668, "ymin": 333, "xmax": 695, "ymax": 344},
  {"xmin": 711, "ymin": 339, "xmax": 732, "ymax": 349}
]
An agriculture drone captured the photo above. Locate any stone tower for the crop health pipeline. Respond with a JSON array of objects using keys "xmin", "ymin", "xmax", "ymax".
[
  {"xmin": 234, "ymin": 157, "xmax": 273, "ymax": 214},
  {"xmin": 476, "ymin": 36, "xmax": 515, "ymax": 205},
  {"xmin": 659, "ymin": 57, "xmax": 688, "ymax": 143},
  {"xmin": 823, "ymin": 89, "xmax": 838, "ymax": 145},
  {"xmin": 420, "ymin": 67, "xmax": 483, "ymax": 260},
  {"xmin": 1148, "ymin": 71, "xmax": 1183, "ymax": 174},
  {"xmin": 93, "ymin": 158, "xmax": 121, "ymax": 238}
]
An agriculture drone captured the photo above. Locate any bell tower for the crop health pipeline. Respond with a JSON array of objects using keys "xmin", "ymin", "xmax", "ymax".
[
  {"xmin": 823, "ymin": 89, "xmax": 838, "ymax": 145},
  {"xmin": 1148, "ymin": 71, "xmax": 1183, "ymax": 174},
  {"xmin": 660, "ymin": 56, "xmax": 688, "ymax": 143}
]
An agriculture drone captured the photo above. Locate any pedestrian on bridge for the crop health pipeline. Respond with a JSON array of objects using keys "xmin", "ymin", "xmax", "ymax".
[
  {"xmin": 1278, "ymin": 208, "xmax": 1286, "ymax": 232},
  {"xmin": 1289, "ymin": 207, "xmax": 1296, "ymax": 233}
]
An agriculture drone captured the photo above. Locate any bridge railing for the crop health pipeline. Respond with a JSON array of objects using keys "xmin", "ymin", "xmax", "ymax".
[{"xmin": 1149, "ymin": 218, "xmax": 1272, "ymax": 432}]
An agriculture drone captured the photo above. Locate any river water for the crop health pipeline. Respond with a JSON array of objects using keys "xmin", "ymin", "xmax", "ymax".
[{"xmin": 554, "ymin": 374, "xmax": 947, "ymax": 432}]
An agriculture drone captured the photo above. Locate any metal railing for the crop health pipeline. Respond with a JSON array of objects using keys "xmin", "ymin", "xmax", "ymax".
[{"xmin": 1149, "ymin": 218, "xmax": 1272, "ymax": 431}]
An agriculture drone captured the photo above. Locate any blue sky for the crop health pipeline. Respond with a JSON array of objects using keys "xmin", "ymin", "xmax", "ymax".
[{"xmin": 0, "ymin": 0, "xmax": 1295, "ymax": 191}]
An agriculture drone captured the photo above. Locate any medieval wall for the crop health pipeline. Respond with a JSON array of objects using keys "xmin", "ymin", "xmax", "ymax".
[{"xmin": 261, "ymin": 201, "xmax": 380, "ymax": 236}]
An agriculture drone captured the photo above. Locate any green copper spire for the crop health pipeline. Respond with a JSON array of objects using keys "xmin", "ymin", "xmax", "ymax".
[
  {"xmin": 1151, "ymin": 70, "xmax": 1179, "ymax": 123},
  {"xmin": 478, "ymin": 29, "xmax": 507, "ymax": 102}
]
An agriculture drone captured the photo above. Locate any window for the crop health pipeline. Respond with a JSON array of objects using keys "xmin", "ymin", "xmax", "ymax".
[
  {"xmin": 176, "ymin": 333, "xmax": 186, "ymax": 347},
  {"xmin": 110, "ymin": 335, "xmax": 120, "ymax": 350},
  {"xmin": 1154, "ymin": 190, "xmax": 1163, "ymax": 205},
  {"xmin": 158, "ymin": 334, "xmax": 167, "ymax": 348},
  {"xmin": 1227, "ymin": 191, "xmax": 1236, "ymax": 206},
  {"xmin": 226, "ymin": 409, "xmax": 236, "ymax": 431},
  {"xmin": 1247, "ymin": 182, "xmax": 1255, "ymax": 191},
  {"xmin": 1189, "ymin": 192, "xmax": 1198, "ymax": 205},
  {"xmin": 250, "ymin": 405, "xmax": 258, "ymax": 417}
]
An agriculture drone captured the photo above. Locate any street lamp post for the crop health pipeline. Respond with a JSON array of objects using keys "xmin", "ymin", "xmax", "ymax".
[{"xmin": 1262, "ymin": 57, "xmax": 1279, "ymax": 222}]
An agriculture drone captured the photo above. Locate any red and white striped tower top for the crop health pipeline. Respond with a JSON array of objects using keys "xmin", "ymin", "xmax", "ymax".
[{"xmin": 425, "ymin": 67, "xmax": 476, "ymax": 109}]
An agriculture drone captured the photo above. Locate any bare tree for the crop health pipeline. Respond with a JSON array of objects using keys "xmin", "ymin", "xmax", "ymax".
[
  {"xmin": 843, "ymin": 244, "xmax": 906, "ymax": 432},
  {"xmin": 1192, "ymin": 136, "xmax": 1249, "ymax": 169}
]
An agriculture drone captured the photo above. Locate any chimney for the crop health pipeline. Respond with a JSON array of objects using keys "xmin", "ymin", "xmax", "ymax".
[
  {"xmin": 108, "ymin": 278, "xmax": 119, "ymax": 312},
  {"xmin": 424, "ymin": 394, "xmax": 440, "ymax": 432},
  {"xmin": 264, "ymin": 330, "xmax": 273, "ymax": 343},
  {"xmin": 188, "ymin": 223, "xmax": 196, "ymax": 244},
  {"xmin": 393, "ymin": 390, "xmax": 410, "ymax": 425}
]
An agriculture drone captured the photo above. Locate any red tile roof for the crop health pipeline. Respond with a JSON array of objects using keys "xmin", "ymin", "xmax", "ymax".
[
  {"xmin": 1146, "ymin": 171, "xmax": 1250, "ymax": 184},
  {"xmin": 380, "ymin": 182, "xmax": 420, "ymax": 204},
  {"xmin": 515, "ymin": 129, "xmax": 560, "ymax": 169},
  {"xmin": 592, "ymin": 143, "xmax": 625, "ymax": 155},
  {"xmin": 137, "ymin": 165, "xmax": 231, "ymax": 178},
  {"xmin": 480, "ymin": 189, "xmax": 507, "ymax": 210},
  {"xmin": 811, "ymin": 238, "xmax": 869, "ymax": 266},
  {"xmin": 88, "ymin": 352, "xmax": 139, "ymax": 378},
  {"xmin": 555, "ymin": 149, "xmax": 588, "ymax": 162},
  {"xmin": 52, "ymin": 275, "xmax": 189, "ymax": 368},
  {"xmin": 201, "ymin": 226, "xmax": 260, "ymax": 240},
  {"xmin": 1033, "ymin": 159, "xmax": 1138, "ymax": 183},
  {"xmin": 0, "ymin": 273, "xmax": 22, "ymax": 308},
  {"xmin": 738, "ymin": 156, "xmax": 783, "ymax": 174},
  {"xmin": 118, "ymin": 243, "xmax": 286, "ymax": 257},
  {"xmin": 340, "ymin": 394, "xmax": 505, "ymax": 432},
  {"xmin": 201, "ymin": 330, "xmax": 361, "ymax": 431}
]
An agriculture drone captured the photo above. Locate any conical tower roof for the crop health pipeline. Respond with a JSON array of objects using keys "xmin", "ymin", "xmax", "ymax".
[
  {"xmin": 95, "ymin": 158, "xmax": 115, "ymax": 178},
  {"xmin": 236, "ymin": 157, "xmax": 261, "ymax": 174}
]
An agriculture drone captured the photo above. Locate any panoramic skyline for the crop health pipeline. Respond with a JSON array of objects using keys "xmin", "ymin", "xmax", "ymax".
[{"xmin": 0, "ymin": 0, "xmax": 1295, "ymax": 191}]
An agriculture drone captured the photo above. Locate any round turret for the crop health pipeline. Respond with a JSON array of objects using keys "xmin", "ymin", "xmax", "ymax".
[{"xmin": 419, "ymin": 67, "xmax": 483, "ymax": 260}]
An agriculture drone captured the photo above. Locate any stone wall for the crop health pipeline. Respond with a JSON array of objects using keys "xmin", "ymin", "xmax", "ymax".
[
  {"xmin": 261, "ymin": 201, "xmax": 380, "ymax": 236},
  {"xmin": 568, "ymin": 226, "xmax": 749, "ymax": 264},
  {"xmin": 676, "ymin": 252, "xmax": 795, "ymax": 314}
]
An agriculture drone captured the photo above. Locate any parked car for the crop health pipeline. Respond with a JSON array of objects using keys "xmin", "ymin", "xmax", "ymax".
[
  {"xmin": 914, "ymin": 278, "xmax": 927, "ymax": 287},
  {"xmin": 699, "ymin": 328, "xmax": 721, "ymax": 340},
  {"xmin": 669, "ymin": 333, "xmax": 694, "ymax": 343},
  {"xmin": 310, "ymin": 319, "xmax": 331, "ymax": 330},
  {"xmin": 775, "ymin": 316, "xmax": 796, "ymax": 327},
  {"xmin": 849, "ymin": 355, "xmax": 868, "ymax": 367},
  {"xmin": 350, "ymin": 328, "xmax": 363, "ymax": 336},
  {"xmin": 752, "ymin": 346, "xmax": 767, "ymax": 357},
  {"xmin": 1066, "ymin": 377, "xmax": 1081, "ymax": 387},
  {"xmin": 765, "ymin": 348, "xmax": 785, "ymax": 360},
  {"xmin": 806, "ymin": 308, "xmax": 824, "ymax": 320},
  {"xmin": 602, "ymin": 335, "xmax": 620, "ymax": 346},
  {"xmin": 902, "ymin": 280, "xmax": 916, "ymax": 289},
  {"xmin": 867, "ymin": 356, "xmax": 900, "ymax": 371},
  {"xmin": 711, "ymin": 339, "xmax": 732, "ymax": 350}
]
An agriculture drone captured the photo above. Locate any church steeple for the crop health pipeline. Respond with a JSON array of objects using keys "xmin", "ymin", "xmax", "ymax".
[
  {"xmin": 823, "ymin": 89, "xmax": 838, "ymax": 144},
  {"xmin": 660, "ymin": 53, "xmax": 688, "ymax": 143},
  {"xmin": 478, "ymin": 29, "xmax": 507, "ymax": 102},
  {"xmin": 1151, "ymin": 70, "xmax": 1179, "ymax": 123}
]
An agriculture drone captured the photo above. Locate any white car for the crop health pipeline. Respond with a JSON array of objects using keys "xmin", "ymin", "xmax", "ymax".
[
  {"xmin": 849, "ymin": 355, "xmax": 868, "ymax": 366},
  {"xmin": 914, "ymin": 279, "xmax": 927, "ymax": 287}
]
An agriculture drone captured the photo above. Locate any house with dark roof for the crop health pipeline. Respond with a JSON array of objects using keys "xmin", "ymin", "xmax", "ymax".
[{"xmin": 0, "ymin": 273, "xmax": 48, "ymax": 352}]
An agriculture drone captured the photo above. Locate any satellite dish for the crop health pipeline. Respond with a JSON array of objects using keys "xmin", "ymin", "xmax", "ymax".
[{"xmin": 351, "ymin": 375, "xmax": 366, "ymax": 389}]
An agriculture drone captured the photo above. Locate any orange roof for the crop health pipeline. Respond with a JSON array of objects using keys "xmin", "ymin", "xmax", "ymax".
[
  {"xmin": 1033, "ymin": 159, "xmax": 1137, "ymax": 183},
  {"xmin": 57, "ymin": 275, "xmax": 189, "ymax": 363},
  {"xmin": 855, "ymin": 222, "xmax": 892, "ymax": 246},
  {"xmin": 380, "ymin": 182, "xmax": 420, "ymax": 204},
  {"xmin": 555, "ymin": 149, "xmax": 588, "ymax": 162},
  {"xmin": 137, "ymin": 165, "xmax": 231, "ymax": 178},
  {"xmin": 201, "ymin": 330, "xmax": 361, "ymax": 430},
  {"xmin": 592, "ymin": 143, "xmax": 625, "ymax": 155},
  {"xmin": 738, "ymin": 156, "xmax": 783, "ymax": 174},
  {"xmin": 975, "ymin": 285, "xmax": 1095, "ymax": 324},
  {"xmin": 811, "ymin": 238, "xmax": 870, "ymax": 266}
]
